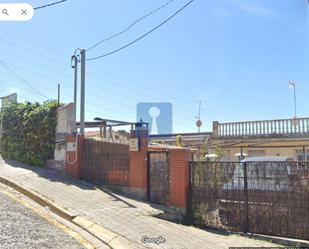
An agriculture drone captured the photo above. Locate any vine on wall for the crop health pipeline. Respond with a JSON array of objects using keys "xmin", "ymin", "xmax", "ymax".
[{"xmin": 0, "ymin": 101, "xmax": 59, "ymax": 166}]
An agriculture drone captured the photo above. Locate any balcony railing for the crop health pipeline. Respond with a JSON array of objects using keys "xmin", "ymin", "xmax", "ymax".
[{"xmin": 215, "ymin": 118, "xmax": 309, "ymax": 137}]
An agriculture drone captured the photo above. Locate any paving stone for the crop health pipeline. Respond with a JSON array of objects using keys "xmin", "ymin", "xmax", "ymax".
[{"xmin": 0, "ymin": 159, "xmax": 284, "ymax": 249}]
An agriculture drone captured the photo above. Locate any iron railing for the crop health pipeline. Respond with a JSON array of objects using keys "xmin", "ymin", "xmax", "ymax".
[{"xmin": 189, "ymin": 161, "xmax": 309, "ymax": 240}]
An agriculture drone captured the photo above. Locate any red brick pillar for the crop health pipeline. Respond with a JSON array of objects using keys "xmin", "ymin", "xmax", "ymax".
[
  {"xmin": 129, "ymin": 125, "xmax": 148, "ymax": 199},
  {"xmin": 169, "ymin": 148, "xmax": 191, "ymax": 211},
  {"xmin": 65, "ymin": 134, "xmax": 84, "ymax": 179}
]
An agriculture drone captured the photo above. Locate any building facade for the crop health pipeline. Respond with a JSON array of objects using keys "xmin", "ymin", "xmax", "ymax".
[
  {"xmin": 209, "ymin": 118, "xmax": 309, "ymax": 161},
  {"xmin": 150, "ymin": 117, "xmax": 309, "ymax": 162}
]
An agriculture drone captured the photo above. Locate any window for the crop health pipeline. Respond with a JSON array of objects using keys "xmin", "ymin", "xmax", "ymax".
[{"xmin": 295, "ymin": 149, "xmax": 309, "ymax": 161}]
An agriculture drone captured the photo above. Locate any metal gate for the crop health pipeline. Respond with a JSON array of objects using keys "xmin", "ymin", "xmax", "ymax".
[
  {"xmin": 189, "ymin": 161, "xmax": 309, "ymax": 240},
  {"xmin": 82, "ymin": 138, "xmax": 130, "ymax": 186},
  {"xmin": 148, "ymin": 152, "xmax": 170, "ymax": 205}
]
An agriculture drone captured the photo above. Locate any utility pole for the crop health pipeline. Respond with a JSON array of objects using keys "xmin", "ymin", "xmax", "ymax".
[
  {"xmin": 198, "ymin": 100, "xmax": 201, "ymax": 121},
  {"xmin": 57, "ymin": 83, "xmax": 60, "ymax": 105},
  {"xmin": 80, "ymin": 49, "xmax": 86, "ymax": 135},
  {"xmin": 71, "ymin": 53, "xmax": 79, "ymax": 109}
]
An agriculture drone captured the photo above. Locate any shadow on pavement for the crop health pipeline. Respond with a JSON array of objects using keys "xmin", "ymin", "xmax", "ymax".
[
  {"xmin": 4, "ymin": 159, "xmax": 95, "ymax": 190},
  {"xmin": 2, "ymin": 159, "xmax": 141, "ymax": 209}
]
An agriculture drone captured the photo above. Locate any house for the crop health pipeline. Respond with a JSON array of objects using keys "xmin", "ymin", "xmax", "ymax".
[
  {"xmin": 150, "ymin": 117, "xmax": 309, "ymax": 161},
  {"xmin": 209, "ymin": 118, "xmax": 309, "ymax": 161},
  {"xmin": 149, "ymin": 132, "xmax": 210, "ymax": 147}
]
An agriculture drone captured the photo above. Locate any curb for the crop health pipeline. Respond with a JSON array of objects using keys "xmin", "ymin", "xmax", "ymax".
[
  {"xmin": 245, "ymin": 233, "xmax": 309, "ymax": 248},
  {"xmin": 73, "ymin": 216, "xmax": 135, "ymax": 249},
  {"xmin": 3, "ymin": 176, "xmax": 307, "ymax": 249},
  {"xmin": 0, "ymin": 176, "xmax": 76, "ymax": 221},
  {"xmin": 0, "ymin": 176, "xmax": 135, "ymax": 249}
]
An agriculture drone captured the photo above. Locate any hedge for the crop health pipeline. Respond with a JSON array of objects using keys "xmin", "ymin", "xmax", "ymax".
[{"xmin": 0, "ymin": 101, "xmax": 59, "ymax": 166}]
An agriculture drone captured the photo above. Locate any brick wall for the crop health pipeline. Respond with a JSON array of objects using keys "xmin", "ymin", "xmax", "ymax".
[
  {"xmin": 169, "ymin": 149, "xmax": 191, "ymax": 209},
  {"xmin": 64, "ymin": 127, "xmax": 192, "ymax": 212},
  {"xmin": 65, "ymin": 134, "xmax": 84, "ymax": 179},
  {"xmin": 129, "ymin": 128, "xmax": 148, "ymax": 199},
  {"xmin": 129, "ymin": 151, "xmax": 147, "ymax": 189}
]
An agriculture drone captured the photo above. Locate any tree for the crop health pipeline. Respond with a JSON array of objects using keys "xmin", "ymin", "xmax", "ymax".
[
  {"xmin": 176, "ymin": 135, "xmax": 183, "ymax": 147},
  {"xmin": 214, "ymin": 145, "xmax": 225, "ymax": 161},
  {"xmin": 0, "ymin": 100, "xmax": 59, "ymax": 166},
  {"xmin": 200, "ymin": 144, "xmax": 209, "ymax": 161}
]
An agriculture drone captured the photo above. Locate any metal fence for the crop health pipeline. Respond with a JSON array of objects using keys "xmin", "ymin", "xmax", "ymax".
[
  {"xmin": 82, "ymin": 128, "xmax": 130, "ymax": 186},
  {"xmin": 189, "ymin": 161, "xmax": 309, "ymax": 240}
]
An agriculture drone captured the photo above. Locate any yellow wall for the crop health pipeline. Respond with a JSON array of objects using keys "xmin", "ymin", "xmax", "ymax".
[{"xmin": 210, "ymin": 147, "xmax": 306, "ymax": 161}]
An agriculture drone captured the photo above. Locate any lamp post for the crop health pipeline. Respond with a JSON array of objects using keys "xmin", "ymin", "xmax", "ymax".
[
  {"xmin": 289, "ymin": 80, "xmax": 298, "ymax": 127},
  {"xmin": 289, "ymin": 80, "xmax": 297, "ymax": 118}
]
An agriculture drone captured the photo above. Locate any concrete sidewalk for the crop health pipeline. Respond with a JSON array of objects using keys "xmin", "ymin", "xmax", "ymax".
[{"xmin": 0, "ymin": 158, "xmax": 283, "ymax": 249}]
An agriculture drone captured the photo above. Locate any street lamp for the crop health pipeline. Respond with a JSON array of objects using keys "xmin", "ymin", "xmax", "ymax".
[{"xmin": 288, "ymin": 80, "xmax": 298, "ymax": 126}]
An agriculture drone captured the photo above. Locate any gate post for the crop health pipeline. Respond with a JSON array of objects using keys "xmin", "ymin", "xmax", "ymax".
[
  {"xmin": 129, "ymin": 122, "xmax": 149, "ymax": 199},
  {"xmin": 243, "ymin": 161, "xmax": 249, "ymax": 233},
  {"xmin": 169, "ymin": 148, "xmax": 191, "ymax": 214},
  {"xmin": 65, "ymin": 133, "xmax": 84, "ymax": 179},
  {"xmin": 187, "ymin": 161, "xmax": 192, "ymax": 215}
]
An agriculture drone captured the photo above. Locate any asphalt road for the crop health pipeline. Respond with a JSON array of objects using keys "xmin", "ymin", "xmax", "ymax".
[{"xmin": 0, "ymin": 191, "xmax": 85, "ymax": 249}]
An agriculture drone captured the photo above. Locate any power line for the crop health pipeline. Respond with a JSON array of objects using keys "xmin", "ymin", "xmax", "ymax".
[
  {"xmin": 0, "ymin": 59, "xmax": 48, "ymax": 99},
  {"xmin": 0, "ymin": 29, "xmax": 64, "ymax": 57},
  {"xmin": 1, "ymin": 63, "xmax": 190, "ymax": 128},
  {"xmin": 0, "ymin": 77, "xmax": 134, "ymax": 122},
  {"xmin": 34, "ymin": 0, "xmax": 69, "ymax": 10},
  {"xmin": 0, "ymin": 30, "xmax": 230, "ymax": 121},
  {"xmin": 0, "ymin": 59, "xmax": 194, "ymax": 129},
  {"xmin": 0, "ymin": 46, "xmax": 196, "ymax": 123},
  {"xmin": 0, "ymin": 29, "xmax": 233, "ymax": 121},
  {"xmin": 87, "ymin": 0, "xmax": 175, "ymax": 52},
  {"xmin": 0, "ymin": 30, "xmax": 235, "ymax": 124},
  {"xmin": 86, "ymin": 0, "xmax": 194, "ymax": 61},
  {"xmin": 0, "ymin": 38, "xmax": 66, "ymax": 66},
  {"xmin": 0, "ymin": 38, "xmax": 229, "ymax": 123}
]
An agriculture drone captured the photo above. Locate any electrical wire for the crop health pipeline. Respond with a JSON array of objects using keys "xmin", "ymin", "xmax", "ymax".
[
  {"xmin": 0, "ymin": 47, "xmax": 199, "ymax": 126},
  {"xmin": 34, "ymin": 0, "xmax": 69, "ymax": 10},
  {"xmin": 87, "ymin": 0, "xmax": 175, "ymax": 52},
  {"xmin": 0, "ymin": 59, "xmax": 48, "ymax": 99},
  {"xmin": 0, "ymin": 77, "xmax": 133, "ymax": 122},
  {"xmin": 0, "ymin": 30, "xmax": 233, "ymax": 121},
  {"xmin": 0, "ymin": 80, "xmax": 48, "ymax": 103},
  {"xmin": 0, "ymin": 29, "xmax": 235, "ymax": 126},
  {"xmin": 86, "ymin": 0, "xmax": 194, "ymax": 61},
  {"xmin": 0, "ymin": 58, "xmax": 193, "ymax": 129}
]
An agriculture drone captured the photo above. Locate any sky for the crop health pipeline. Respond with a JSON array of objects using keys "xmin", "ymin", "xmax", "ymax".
[{"xmin": 0, "ymin": 0, "xmax": 308, "ymax": 133}]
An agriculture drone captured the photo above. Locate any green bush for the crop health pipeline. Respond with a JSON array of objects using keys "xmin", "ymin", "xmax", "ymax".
[{"xmin": 0, "ymin": 101, "xmax": 59, "ymax": 166}]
